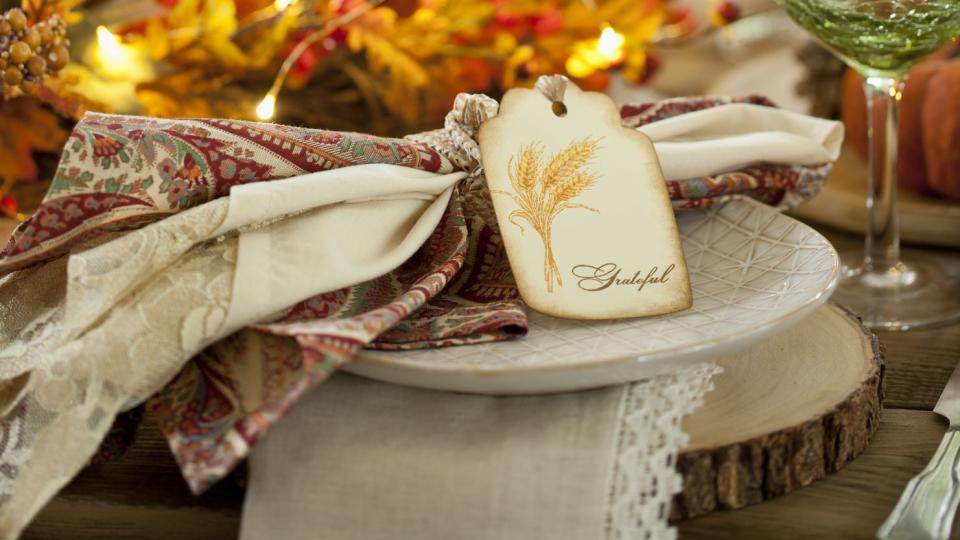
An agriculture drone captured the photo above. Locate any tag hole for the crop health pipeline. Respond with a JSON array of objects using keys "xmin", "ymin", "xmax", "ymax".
[{"xmin": 551, "ymin": 101, "xmax": 567, "ymax": 117}]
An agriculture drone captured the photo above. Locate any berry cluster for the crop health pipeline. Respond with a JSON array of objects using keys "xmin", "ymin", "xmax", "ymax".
[{"xmin": 0, "ymin": 8, "xmax": 69, "ymax": 95}]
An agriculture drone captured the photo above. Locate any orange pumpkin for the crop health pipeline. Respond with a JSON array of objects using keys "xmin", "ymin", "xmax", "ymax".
[
  {"xmin": 841, "ymin": 43, "xmax": 960, "ymax": 200},
  {"xmin": 923, "ymin": 61, "xmax": 960, "ymax": 199}
]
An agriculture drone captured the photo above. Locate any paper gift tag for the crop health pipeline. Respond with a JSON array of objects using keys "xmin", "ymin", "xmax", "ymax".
[{"xmin": 479, "ymin": 75, "xmax": 692, "ymax": 320}]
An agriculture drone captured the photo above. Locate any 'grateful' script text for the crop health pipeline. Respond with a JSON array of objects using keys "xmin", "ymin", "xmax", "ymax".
[{"xmin": 571, "ymin": 263, "xmax": 676, "ymax": 292}]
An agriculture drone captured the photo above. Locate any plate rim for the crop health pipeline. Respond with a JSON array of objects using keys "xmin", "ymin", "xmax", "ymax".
[{"xmin": 349, "ymin": 198, "xmax": 840, "ymax": 386}]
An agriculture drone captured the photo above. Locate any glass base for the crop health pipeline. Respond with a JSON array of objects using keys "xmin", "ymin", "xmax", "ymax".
[{"xmin": 833, "ymin": 249, "xmax": 960, "ymax": 332}]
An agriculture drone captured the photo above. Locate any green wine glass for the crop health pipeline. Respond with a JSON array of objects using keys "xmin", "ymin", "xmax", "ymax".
[{"xmin": 777, "ymin": 0, "xmax": 960, "ymax": 330}]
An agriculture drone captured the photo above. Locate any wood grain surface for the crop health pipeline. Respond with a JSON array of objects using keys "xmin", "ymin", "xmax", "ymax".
[
  {"xmin": 789, "ymin": 147, "xmax": 960, "ymax": 248},
  {"xmin": 16, "ymin": 222, "xmax": 960, "ymax": 540},
  {"xmin": 24, "ymin": 417, "xmax": 243, "ymax": 540},
  {"xmin": 674, "ymin": 304, "xmax": 883, "ymax": 519},
  {"xmin": 677, "ymin": 410, "xmax": 957, "ymax": 540}
]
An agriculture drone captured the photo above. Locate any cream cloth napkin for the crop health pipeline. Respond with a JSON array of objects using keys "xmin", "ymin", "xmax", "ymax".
[
  {"xmin": 215, "ymin": 164, "xmax": 462, "ymax": 331},
  {"xmin": 639, "ymin": 103, "xmax": 843, "ymax": 180},
  {"xmin": 3, "ymin": 165, "xmax": 465, "ymax": 378},
  {"xmin": 0, "ymin": 164, "xmax": 465, "ymax": 537}
]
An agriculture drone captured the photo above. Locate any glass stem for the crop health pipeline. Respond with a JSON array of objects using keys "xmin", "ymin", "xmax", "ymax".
[{"xmin": 862, "ymin": 76, "xmax": 904, "ymax": 275}]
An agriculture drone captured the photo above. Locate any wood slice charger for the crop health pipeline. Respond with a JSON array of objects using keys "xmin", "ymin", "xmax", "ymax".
[{"xmin": 671, "ymin": 303, "xmax": 884, "ymax": 520}]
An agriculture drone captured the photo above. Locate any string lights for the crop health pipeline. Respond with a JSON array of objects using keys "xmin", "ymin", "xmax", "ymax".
[
  {"xmin": 92, "ymin": 25, "xmax": 152, "ymax": 80},
  {"xmin": 255, "ymin": 93, "xmax": 276, "ymax": 120},
  {"xmin": 565, "ymin": 24, "xmax": 626, "ymax": 79},
  {"xmin": 79, "ymin": 0, "xmax": 736, "ymax": 123},
  {"xmin": 596, "ymin": 25, "xmax": 625, "ymax": 59},
  {"xmin": 96, "ymin": 26, "xmax": 120, "ymax": 52}
]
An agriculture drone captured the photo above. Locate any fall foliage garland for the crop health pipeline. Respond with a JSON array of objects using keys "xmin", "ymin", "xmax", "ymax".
[{"xmin": 0, "ymin": 0, "xmax": 740, "ymax": 219}]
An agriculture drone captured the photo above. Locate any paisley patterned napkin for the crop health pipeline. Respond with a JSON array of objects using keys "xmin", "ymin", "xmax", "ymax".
[{"xmin": 0, "ymin": 93, "xmax": 838, "ymax": 538}]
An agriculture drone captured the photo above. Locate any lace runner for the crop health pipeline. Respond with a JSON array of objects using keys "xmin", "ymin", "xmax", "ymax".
[
  {"xmin": 236, "ymin": 365, "xmax": 721, "ymax": 540},
  {"xmin": 607, "ymin": 363, "xmax": 721, "ymax": 539}
]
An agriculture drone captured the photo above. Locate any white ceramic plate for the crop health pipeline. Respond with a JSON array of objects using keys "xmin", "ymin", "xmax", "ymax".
[{"xmin": 346, "ymin": 198, "xmax": 840, "ymax": 394}]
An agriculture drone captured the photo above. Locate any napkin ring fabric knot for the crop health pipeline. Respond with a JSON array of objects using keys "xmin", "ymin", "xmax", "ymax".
[
  {"xmin": 406, "ymin": 92, "xmax": 499, "ymax": 177},
  {"xmin": 407, "ymin": 76, "xmax": 570, "ymax": 177}
]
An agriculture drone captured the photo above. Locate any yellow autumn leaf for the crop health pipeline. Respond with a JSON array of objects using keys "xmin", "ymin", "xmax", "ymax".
[
  {"xmin": 21, "ymin": 0, "xmax": 84, "ymax": 24},
  {"xmin": 349, "ymin": 27, "xmax": 429, "ymax": 89},
  {"xmin": 198, "ymin": 0, "xmax": 246, "ymax": 68},
  {"xmin": 626, "ymin": 8, "xmax": 665, "ymax": 42},
  {"xmin": 243, "ymin": 6, "xmax": 300, "ymax": 69},
  {"xmin": 168, "ymin": 0, "xmax": 202, "ymax": 32},
  {"xmin": 146, "ymin": 0, "xmax": 247, "ymax": 68},
  {"xmin": 145, "ymin": 18, "xmax": 171, "ymax": 60}
]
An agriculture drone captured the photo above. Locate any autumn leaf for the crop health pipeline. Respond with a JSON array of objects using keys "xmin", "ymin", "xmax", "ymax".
[
  {"xmin": 21, "ymin": 0, "xmax": 84, "ymax": 25},
  {"xmin": 0, "ymin": 98, "xmax": 69, "ymax": 183},
  {"xmin": 197, "ymin": 0, "xmax": 247, "ymax": 67},
  {"xmin": 346, "ymin": 8, "xmax": 430, "ymax": 121},
  {"xmin": 143, "ymin": 0, "xmax": 249, "ymax": 68},
  {"xmin": 241, "ymin": 5, "xmax": 300, "ymax": 69},
  {"xmin": 33, "ymin": 75, "xmax": 107, "ymax": 119},
  {"xmin": 233, "ymin": 0, "xmax": 272, "ymax": 19},
  {"xmin": 136, "ymin": 68, "xmax": 258, "ymax": 118}
]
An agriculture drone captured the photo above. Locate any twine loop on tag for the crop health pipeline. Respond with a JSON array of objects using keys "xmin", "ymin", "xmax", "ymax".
[
  {"xmin": 404, "ymin": 73, "xmax": 573, "ymax": 179},
  {"xmin": 535, "ymin": 74, "xmax": 569, "ymax": 117}
]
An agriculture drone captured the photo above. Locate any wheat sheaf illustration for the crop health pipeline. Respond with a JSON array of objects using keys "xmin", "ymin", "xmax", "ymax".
[{"xmin": 492, "ymin": 137, "xmax": 602, "ymax": 292}]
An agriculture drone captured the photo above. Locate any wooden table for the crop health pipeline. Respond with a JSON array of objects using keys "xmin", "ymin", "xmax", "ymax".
[{"xmin": 19, "ymin": 223, "xmax": 960, "ymax": 540}]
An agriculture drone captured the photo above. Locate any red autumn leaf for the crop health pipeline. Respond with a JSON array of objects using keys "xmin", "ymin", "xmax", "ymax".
[
  {"xmin": 0, "ymin": 98, "xmax": 69, "ymax": 182},
  {"xmin": 0, "ymin": 194, "xmax": 17, "ymax": 214}
]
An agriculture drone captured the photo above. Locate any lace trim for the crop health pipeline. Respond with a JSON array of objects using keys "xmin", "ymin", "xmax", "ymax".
[
  {"xmin": 605, "ymin": 362, "xmax": 721, "ymax": 540},
  {"xmin": 0, "ymin": 201, "xmax": 237, "ymax": 535}
]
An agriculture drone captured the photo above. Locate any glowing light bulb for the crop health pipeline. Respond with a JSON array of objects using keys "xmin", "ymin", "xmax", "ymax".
[
  {"xmin": 97, "ymin": 26, "xmax": 123, "ymax": 59},
  {"xmin": 256, "ymin": 94, "xmax": 276, "ymax": 120},
  {"xmin": 275, "ymin": 0, "xmax": 296, "ymax": 9},
  {"xmin": 596, "ymin": 25, "xmax": 624, "ymax": 61},
  {"xmin": 93, "ymin": 25, "xmax": 151, "ymax": 80}
]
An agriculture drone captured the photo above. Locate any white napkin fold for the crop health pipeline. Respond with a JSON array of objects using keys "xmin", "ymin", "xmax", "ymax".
[
  {"xmin": 217, "ymin": 164, "xmax": 465, "ymax": 331},
  {"xmin": 57, "ymin": 165, "xmax": 465, "ymax": 351},
  {"xmin": 639, "ymin": 103, "xmax": 843, "ymax": 180}
]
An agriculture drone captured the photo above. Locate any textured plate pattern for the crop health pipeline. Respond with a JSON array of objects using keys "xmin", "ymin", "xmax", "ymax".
[{"xmin": 351, "ymin": 198, "xmax": 839, "ymax": 393}]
